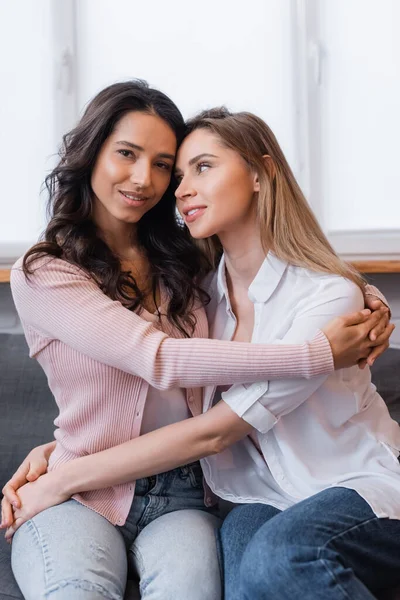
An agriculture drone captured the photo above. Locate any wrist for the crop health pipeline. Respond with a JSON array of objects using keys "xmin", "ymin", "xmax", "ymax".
[
  {"xmin": 43, "ymin": 441, "xmax": 57, "ymax": 461},
  {"xmin": 46, "ymin": 466, "xmax": 74, "ymax": 498}
]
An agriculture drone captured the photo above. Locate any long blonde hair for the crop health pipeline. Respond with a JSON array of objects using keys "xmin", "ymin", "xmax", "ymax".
[{"xmin": 185, "ymin": 107, "xmax": 365, "ymax": 289}]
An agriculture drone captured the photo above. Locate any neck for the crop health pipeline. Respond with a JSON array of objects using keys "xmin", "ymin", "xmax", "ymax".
[
  {"xmin": 218, "ymin": 219, "xmax": 267, "ymax": 292},
  {"xmin": 93, "ymin": 204, "xmax": 139, "ymax": 261}
]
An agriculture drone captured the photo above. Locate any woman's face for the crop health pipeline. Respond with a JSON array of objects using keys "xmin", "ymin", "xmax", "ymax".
[
  {"xmin": 91, "ymin": 111, "xmax": 176, "ymax": 227},
  {"xmin": 174, "ymin": 129, "xmax": 259, "ymax": 239}
]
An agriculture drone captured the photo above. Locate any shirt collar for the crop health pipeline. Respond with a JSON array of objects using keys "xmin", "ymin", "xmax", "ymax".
[{"xmin": 216, "ymin": 252, "xmax": 288, "ymax": 304}]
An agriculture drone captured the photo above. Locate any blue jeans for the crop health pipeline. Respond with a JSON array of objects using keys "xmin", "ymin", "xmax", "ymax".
[
  {"xmin": 219, "ymin": 487, "xmax": 400, "ymax": 600},
  {"xmin": 12, "ymin": 462, "xmax": 222, "ymax": 599}
]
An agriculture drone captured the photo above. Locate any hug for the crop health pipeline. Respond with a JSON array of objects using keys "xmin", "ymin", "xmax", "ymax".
[{"xmin": 1, "ymin": 80, "xmax": 399, "ymax": 600}]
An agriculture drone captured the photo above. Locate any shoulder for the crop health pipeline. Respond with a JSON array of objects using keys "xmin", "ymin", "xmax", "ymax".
[
  {"xmin": 11, "ymin": 254, "xmax": 91, "ymax": 294},
  {"xmin": 286, "ymin": 265, "xmax": 364, "ymax": 312}
]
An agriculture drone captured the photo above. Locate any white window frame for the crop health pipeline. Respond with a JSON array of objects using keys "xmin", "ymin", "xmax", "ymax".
[
  {"xmin": 0, "ymin": 0, "xmax": 78, "ymax": 267},
  {"xmin": 293, "ymin": 0, "xmax": 400, "ymax": 261}
]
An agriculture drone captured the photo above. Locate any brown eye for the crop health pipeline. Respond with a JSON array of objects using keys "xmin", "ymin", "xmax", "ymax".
[
  {"xmin": 156, "ymin": 162, "xmax": 172, "ymax": 171},
  {"xmin": 117, "ymin": 149, "xmax": 133, "ymax": 158}
]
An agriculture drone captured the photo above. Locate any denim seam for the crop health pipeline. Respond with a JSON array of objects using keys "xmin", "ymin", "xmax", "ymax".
[
  {"xmin": 320, "ymin": 516, "xmax": 378, "ymax": 551},
  {"xmin": 316, "ymin": 556, "xmax": 354, "ymax": 600},
  {"xmin": 25, "ymin": 518, "xmax": 53, "ymax": 590},
  {"xmin": 45, "ymin": 578, "xmax": 121, "ymax": 600},
  {"xmin": 315, "ymin": 516, "xmax": 378, "ymax": 599},
  {"xmin": 130, "ymin": 545, "xmax": 148, "ymax": 595}
]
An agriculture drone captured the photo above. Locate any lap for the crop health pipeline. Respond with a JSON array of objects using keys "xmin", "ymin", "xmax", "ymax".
[
  {"xmin": 223, "ymin": 488, "xmax": 400, "ymax": 594},
  {"xmin": 11, "ymin": 499, "xmax": 127, "ymax": 600},
  {"xmin": 131, "ymin": 509, "xmax": 222, "ymax": 600},
  {"xmin": 249, "ymin": 487, "xmax": 394, "ymax": 554}
]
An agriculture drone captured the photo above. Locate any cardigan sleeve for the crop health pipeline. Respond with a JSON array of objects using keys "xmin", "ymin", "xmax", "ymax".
[
  {"xmin": 365, "ymin": 284, "xmax": 391, "ymax": 317},
  {"xmin": 11, "ymin": 257, "xmax": 333, "ymax": 389}
]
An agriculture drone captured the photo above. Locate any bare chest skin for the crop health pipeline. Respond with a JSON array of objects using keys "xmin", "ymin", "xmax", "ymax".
[{"xmin": 230, "ymin": 287, "xmax": 255, "ymax": 343}]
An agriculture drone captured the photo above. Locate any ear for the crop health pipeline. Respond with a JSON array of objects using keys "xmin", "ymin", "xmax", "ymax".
[{"xmin": 253, "ymin": 155, "xmax": 276, "ymax": 193}]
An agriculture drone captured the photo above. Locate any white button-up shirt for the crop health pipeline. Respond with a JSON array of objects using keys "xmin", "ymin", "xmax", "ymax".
[{"xmin": 201, "ymin": 253, "xmax": 400, "ymax": 518}]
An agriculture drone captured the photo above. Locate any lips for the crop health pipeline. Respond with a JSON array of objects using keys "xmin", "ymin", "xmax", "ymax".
[
  {"xmin": 119, "ymin": 190, "xmax": 150, "ymax": 208},
  {"xmin": 182, "ymin": 206, "xmax": 207, "ymax": 224},
  {"xmin": 119, "ymin": 190, "xmax": 148, "ymax": 202}
]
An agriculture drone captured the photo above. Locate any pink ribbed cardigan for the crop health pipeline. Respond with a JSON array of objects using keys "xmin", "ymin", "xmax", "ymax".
[{"xmin": 11, "ymin": 256, "xmax": 379, "ymax": 525}]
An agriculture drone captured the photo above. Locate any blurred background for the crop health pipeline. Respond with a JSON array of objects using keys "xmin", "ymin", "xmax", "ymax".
[{"xmin": 0, "ymin": 0, "xmax": 399, "ymax": 342}]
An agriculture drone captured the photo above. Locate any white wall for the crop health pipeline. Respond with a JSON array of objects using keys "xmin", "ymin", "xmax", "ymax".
[
  {"xmin": 1, "ymin": 1, "xmax": 399, "ymax": 259},
  {"xmin": 0, "ymin": 1, "xmax": 56, "ymax": 248},
  {"xmin": 75, "ymin": 0, "xmax": 298, "ymax": 170},
  {"xmin": 318, "ymin": 0, "xmax": 400, "ymax": 232}
]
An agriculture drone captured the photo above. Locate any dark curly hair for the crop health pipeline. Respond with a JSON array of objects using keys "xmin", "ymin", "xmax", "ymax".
[{"xmin": 23, "ymin": 80, "xmax": 211, "ymax": 336}]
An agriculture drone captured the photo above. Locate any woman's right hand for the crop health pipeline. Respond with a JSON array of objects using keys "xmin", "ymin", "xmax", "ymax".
[
  {"xmin": 1, "ymin": 441, "xmax": 55, "ymax": 530},
  {"xmin": 323, "ymin": 307, "xmax": 395, "ymax": 370}
]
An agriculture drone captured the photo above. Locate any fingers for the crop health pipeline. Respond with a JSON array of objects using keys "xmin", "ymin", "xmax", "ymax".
[
  {"xmin": 0, "ymin": 498, "xmax": 14, "ymax": 529},
  {"xmin": 359, "ymin": 308, "xmax": 389, "ymax": 338},
  {"xmin": 339, "ymin": 309, "xmax": 372, "ymax": 327},
  {"xmin": 26, "ymin": 454, "xmax": 50, "ymax": 481},
  {"xmin": 26, "ymin": 468, "xmax": 41, "ymax": 482},
  {"xmin": 367, "ymin": 343, "xmax": 389, "ymax": 367},
  {"xmin": 366, "ymin": 324, "xmax": 395, "ymax": 366},
  {"xmin": 370, "ymin": 323, "xmax": 395, "ymax": 348},
  {"xmin": 2, "ymin": 484, "xmax": 21, "ymax": 510},
  {"xmin": 4, "ymin": 516, "xmax": 24, "ymax": 542},
  {"xmin": 2, "ymin": 479, "xmax": 22, "ymax": 509},
  {"xmin": 364, "ymin": 298, "xmax": 384, "ymax": 311},
  {"xmin": 369, "ymin": 312, "xmax": 390, "ymax": 341}
]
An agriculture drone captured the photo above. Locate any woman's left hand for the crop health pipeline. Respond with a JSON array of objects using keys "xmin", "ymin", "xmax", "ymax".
[
  {"xmin": 361, "ymin": 297, "xmax": 393, "ymax": 367},
  {"xmin": 4, "ymin": 473, "xmax": 70, "ymax": 542}
]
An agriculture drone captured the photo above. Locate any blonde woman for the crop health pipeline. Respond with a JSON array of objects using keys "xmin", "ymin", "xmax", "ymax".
[{"xmin": 2, "ymin": 105, "xmax": 396, "ymax": 600}]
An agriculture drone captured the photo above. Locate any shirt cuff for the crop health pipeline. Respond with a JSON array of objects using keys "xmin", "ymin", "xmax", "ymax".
[
  {"xmin": 241, "ymin": 401, "xmax": 278, "ymax": 433},
  {"xmin": 221, "ymin": 382, "xmax": 278, "ymax": 433}
]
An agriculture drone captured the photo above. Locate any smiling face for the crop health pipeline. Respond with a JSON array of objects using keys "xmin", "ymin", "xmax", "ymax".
[
  {"xmin": 91, "ymin": 111, "xmax": 177, "ymax": 231},
  {"xmin": 174, "ymin": 128, "xmax": 259, "ymax": 239}
]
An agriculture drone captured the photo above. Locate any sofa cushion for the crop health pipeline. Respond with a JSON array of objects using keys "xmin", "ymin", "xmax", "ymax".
[{"xmin": 0, "ymin": 334, "xmax": 57, "ymax": 491}]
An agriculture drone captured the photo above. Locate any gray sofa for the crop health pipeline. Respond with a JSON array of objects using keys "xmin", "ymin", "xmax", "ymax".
[{"xmin": 1, "ymin": 333, "xmax": 400, "ymax": 600}]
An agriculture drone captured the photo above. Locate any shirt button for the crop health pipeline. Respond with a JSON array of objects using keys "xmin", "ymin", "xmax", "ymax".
[
  {"xmin": 206, "ymin": 497, "xmax": 213, "ymax": 506},
  {"xmin": 118, "ymin": 518, "xmax": 124, "ymax": 525},
  {"xmin": 188, "ymin": 396, "xmax": 195, "ymax": 403}
]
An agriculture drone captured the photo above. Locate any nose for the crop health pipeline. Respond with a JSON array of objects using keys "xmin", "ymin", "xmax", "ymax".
[
  {"xmin": 130, "ymin": 159, "xmax": 152, "ymax": 189},
  {"xmin": 175, "ymin": 176, "xmax": 197, "ymax": 201}
]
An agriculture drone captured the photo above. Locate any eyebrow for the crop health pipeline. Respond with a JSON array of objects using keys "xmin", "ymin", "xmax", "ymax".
[
  {"xmin": 115, "ymin": 141, "xmax": 175, "ymax": 161},
  {"xmin": 175, "ymin": 153, "xmax": 219, "ymax": 175}
]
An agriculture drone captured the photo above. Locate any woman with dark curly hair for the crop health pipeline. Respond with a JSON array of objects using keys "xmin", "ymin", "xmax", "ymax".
[{"xmin": 2, "ymin": 81, "xmax": 391, "ymax": 599}]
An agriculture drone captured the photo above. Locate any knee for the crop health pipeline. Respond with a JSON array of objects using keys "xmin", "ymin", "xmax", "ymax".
[
  {"xmin": 133, "ymin": 510, "xmax": 221, "ymax": 599},
  {"xmin": 239, "ymin": 523, "xmax": 316, "ymax": 597},
  {"xmin": 239, "ymin": 531, "xmax": 277, "ymax": 595},
  {"xmin": 136, "ymin": 545, "xmax": 221, "ymax": 600}
]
